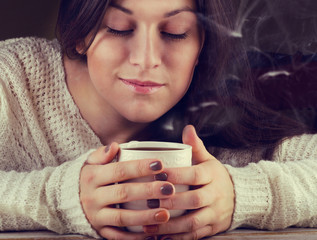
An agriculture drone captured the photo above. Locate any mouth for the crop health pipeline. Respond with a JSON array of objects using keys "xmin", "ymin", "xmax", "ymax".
[{"xmin": 120, "ymin": 78, "xmax": 165, "ymax": 94}]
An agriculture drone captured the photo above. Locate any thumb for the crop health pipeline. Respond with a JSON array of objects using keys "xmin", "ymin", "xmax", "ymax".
[
  {"xmin": 86, "ymin": 142, "xmax": 120, "ymax": 165},
  {"xmin": 182, "ymin": 125, "xmax": 213, "ymax": 164}
]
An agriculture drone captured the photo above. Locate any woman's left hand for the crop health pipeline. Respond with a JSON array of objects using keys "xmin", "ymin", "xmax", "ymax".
[{"xmin": 144, "ymin": 125, "xmax": 235, "ymax": 239}]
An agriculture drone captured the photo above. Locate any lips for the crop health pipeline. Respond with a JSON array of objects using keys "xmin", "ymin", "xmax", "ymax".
[{"xmin": 120, "ymin": 78, "xmax": 164, "ymax": 94}]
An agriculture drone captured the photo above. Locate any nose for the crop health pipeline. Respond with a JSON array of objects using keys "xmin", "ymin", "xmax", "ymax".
[{"xmin": 129, "ymin": 28, "xmax": 162, "ymax": 69}]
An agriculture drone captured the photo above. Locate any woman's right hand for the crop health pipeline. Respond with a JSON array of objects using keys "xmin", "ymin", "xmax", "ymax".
[{"xmin": 79, "ymin": 143, "xmax": 175, "ymax": 239}]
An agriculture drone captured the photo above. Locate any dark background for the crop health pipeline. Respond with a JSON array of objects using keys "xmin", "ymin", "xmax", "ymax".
[{"xmin": 0, "ymin": 0, "xmax": 60, "ymax": 41}]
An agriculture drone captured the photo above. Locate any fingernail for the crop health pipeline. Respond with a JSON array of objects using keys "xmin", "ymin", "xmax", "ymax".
[
  {"xmin": 155, "ymin": 172, "xmax": 168, "ymax": 181},
  {"xmin": 150, "ymin": 161, "xmax": 162, "ymax": 171},
  {"xmin": 105, "ymin": 144, "xmax": 111, "ymax": 153},
  {"xmin": 147, "ymin": 199, "xmax": 160, "ymax": 209},
  {"xmin": 144, "ymin": 225, "xmax": 159, "ymax": 234},
  {"xmin": 155, "ymin": 210, "xmax": 168, "ymax": 222},
  {"xmin": 160, "ymin": 184, "xmax": 174, "ymax": 195}
]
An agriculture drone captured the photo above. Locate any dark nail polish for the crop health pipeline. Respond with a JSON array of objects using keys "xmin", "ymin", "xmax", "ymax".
[
  {"xmin": 160, "ymin": 184, "xmax": 173, "ymax": 195},
  {"xmin": 105, "ymin": 145, "xmax": 110, "ymax": 153},
  {"xmin": 150, "ymin": 161, "xmax": 162, "ymax": 171},
  {"xmin": 155, "ymin": 172, "xmax": 168, "ymax": 181},
  {"xmin": 147, "ymin": 199, "xmax": 160, "ymax": 209}
]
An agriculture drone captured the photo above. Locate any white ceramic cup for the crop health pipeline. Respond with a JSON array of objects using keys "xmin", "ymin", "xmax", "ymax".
[{"xmin": 117, "ymin": 141, "xmax": 192, "ymax": 232}]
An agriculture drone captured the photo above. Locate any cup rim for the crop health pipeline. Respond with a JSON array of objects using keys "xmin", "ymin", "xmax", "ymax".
[{"xmin": 119, "ymin": 141, "xmax": 192, "ymax": 152}]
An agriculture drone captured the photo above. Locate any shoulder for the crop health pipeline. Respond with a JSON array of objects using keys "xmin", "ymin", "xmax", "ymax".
[
  {"xmin": 0, "ymin": 37, "xmax": 60, "ymax": 57},
  {"xmin": 0, "ymin": 37, "xmax": 61, "ymax": 71},
  {"xmin": 0, "ymin": 37, "xmax": 64, "ymax": 95},
  {"xmin": 272, "ymin": 134, "xmax": 317, "ymax": 162},
  {"xmin": 0, "ymin": 37, "xmax": 66, "ymax": 122}
]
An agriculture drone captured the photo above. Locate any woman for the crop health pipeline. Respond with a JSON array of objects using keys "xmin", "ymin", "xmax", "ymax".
[{"xmin": 0, "ymin": 0, "xmax": 316, "ymax": 239}]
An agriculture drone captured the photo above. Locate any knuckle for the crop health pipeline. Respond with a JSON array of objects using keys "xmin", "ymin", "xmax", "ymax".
[
  {"xmin": 192, "ymin": 167, "xmax": 202, "ymax": 184},
  {"xmin": 191, "ymin": 231, "xmax": 200, "ymax": 240},
  {"xmin": 113, "ymin": 212, "xmax": 124, "ymax": 227},
  {"xmin": 167, "ymin": 197, "xmax": 175, "ymax": 210},
  {"xmin": 92, "ymin": 211, "xmax": 103, "ymax": 228},
  {"xmin": 113, "ymin": 163, "xmax": 127, "ymax": 180},
  {"xmin": 81, "ymin": 166, "xmax": 96, "ymax": 184},
  {"xmin": 161, "ymin": 197, "xmax": 175, "ymax": 210},
  {"xmin": 188, "ymin": 215, "xmax": 201, "ymax": 232},
  {"xmin": 80, "ymin": 194, "xmax": 94, "ymax": 209},
  {"xmin": 135, "ymin": 160, "xmax": 145, "ymax": 176},
  {"xmin": 144, "ymin": 182, "xmax": 154, "ymax": 197},
  {"xmin": 191, "ymin": 192, "xmax": 204, "ymax": 208},
  {"xmin": 214, "ymin": 191, "xmax": 222, "ymax": 203},
  {"xmin": 116, "ymin": 185, "xmax": 129, "ymax": 202},
  {"xmin": 173, "ymin": 168, "xmax": 183, "ymax": 183},
  {"xmin": 167, "ymin": 167, "xmax": 181, "ymax": 183},
  {"xmin": 211, "ymin": 224, "xmax": 220, "ymax": 235}
]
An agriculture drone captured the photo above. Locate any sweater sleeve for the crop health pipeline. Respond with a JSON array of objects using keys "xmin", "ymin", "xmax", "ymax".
[
  {"xmin": 0, "ymin": 149, "xmax": 100, "ymax": 238},
  {"xmin": 225, "ymin": 134, "xmax": 317, "ymax": 230},
  {"xmin": 0, "ymin": 53, "xmax": 98, "ymax": 237}
]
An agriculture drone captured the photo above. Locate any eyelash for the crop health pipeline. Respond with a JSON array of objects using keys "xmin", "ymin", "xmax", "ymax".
[
  {"xmin": 162, "ymin": 32, "xmax": 188, "ymax": 40},
  {"xmin": 107, "ymin": 27, "xmax": 133, "ymax": 37},
  {"xmin": 106, "ymin": 27, "xmax": 188, "ymax": 40}
]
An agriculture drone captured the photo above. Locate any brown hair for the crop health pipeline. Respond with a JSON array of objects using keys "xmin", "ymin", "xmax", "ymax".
[
  {"xmin": 56, "ymin": 0, "xmax": 310, "ymax": 158},
  {"xmin": 56, "ymin": 0, "xmax": 112, "ymax": 60}
]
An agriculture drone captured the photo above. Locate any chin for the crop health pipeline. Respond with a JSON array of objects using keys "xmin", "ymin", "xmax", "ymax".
[
  {"xmin": 124, "ymin": 112, "xmax": 164, "ymax": 124},
  {"xmin": 128, "ymin": 116, "xmax": 160, "ymax": 124}
]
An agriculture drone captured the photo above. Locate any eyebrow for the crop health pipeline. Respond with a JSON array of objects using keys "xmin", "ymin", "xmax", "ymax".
[{"xmin": 109, "ymin": 3, "xmax": 195, "ymax": 18}]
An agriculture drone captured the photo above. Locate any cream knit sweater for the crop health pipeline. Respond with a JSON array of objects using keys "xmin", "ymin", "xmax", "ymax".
[{"xmin": 0, "ymin": 37, "xmax": 316, "ymax": 238}]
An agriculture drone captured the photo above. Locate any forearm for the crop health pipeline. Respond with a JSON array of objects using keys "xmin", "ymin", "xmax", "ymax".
[
  {"xmin": 0, "ymin": 150, "xmax": 99, "ymax": 238},
  {"xmin": 226, "ymin": 158, "xmax": 317, "ymax": 230}
]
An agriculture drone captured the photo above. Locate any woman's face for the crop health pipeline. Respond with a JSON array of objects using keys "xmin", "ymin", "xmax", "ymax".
[{"xmin": 84, "ymin": 0, "xmax": 203, "ymax": 123}]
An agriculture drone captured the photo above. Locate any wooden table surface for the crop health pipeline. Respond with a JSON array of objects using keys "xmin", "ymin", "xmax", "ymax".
[
  {"xmin": 210, "ymin": 228, "xmax": 317, "ymax": 239},
  {"xmin": 0, "ymin": 228, "xmax": 316, "ymax": 240}
]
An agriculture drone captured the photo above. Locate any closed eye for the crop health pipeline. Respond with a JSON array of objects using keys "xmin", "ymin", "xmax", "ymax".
[
  {"xmin": 161, "ymin": 32, "xmax": 188, "ymax": 40},
  {"xmin": 106, "ymin": 27, "xmax": 187, "ymax": 40},
  {"xmin": 107, "ymin": 27, "xmax": 133, "ymax": 37}
]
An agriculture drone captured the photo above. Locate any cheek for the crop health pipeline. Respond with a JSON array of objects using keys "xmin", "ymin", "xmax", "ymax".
[
  {"xmin": 87, "ymin": 36, "xmax": 127, "ymax": 78},
  {"xmin": 165, "ymin": 42, "xmax": 200, "ymax": 85}
]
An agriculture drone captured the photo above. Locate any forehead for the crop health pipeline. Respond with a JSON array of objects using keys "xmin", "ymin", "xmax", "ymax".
[{"xmin": 109, "ymin": 0, "xmax": 197, "ymax": 18}]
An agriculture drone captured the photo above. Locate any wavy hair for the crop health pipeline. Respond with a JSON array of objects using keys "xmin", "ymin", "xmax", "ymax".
[{"xmin": 56, "ymin": 0, "xmax": 309, "ymax": 158}]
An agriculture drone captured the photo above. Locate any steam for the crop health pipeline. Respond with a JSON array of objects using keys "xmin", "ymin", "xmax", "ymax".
[
  {"xmin": 165, "ymin": 1, "xmax": 317, "ymax": 136},
  {"xmin": 258, "ymin": 70, "xmax": 291, "ymax": 81}
]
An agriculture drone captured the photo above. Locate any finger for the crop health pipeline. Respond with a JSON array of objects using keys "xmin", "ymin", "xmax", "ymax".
[
  {"xmin": 144, "ymin": 207, "xmax": 215, "ymax": 235},
  {"xmin": 163, "ymin": 160, "xmax": 213, "ymax": 185},
  {"xmin": 94, "ymin": 207, "xmax": 170, "ymax": 228},
  {"xmin": 160, "ymin": 183, "xmax": 213, "ymax": 210},
  {"xmin": 93, "ymin": 159, "xmax": 165, "ymax": 186},
  {"xmin": 182, "ymin": 125, "xmax": 215, "ymax": 164},
  {"xmin": 98, "ymin": 226, "xmax": 149, "ymax": 240},
  {"xmin": 159, "ymin": 225, "xmax": 214, "ymax": 240},
  {"xmin": 95, "ymin": 181, "xmax": 175, "ymax": 206},
  {"xmin": 87, "ymin": 142, "xmax": 120, "ymax": 165}
]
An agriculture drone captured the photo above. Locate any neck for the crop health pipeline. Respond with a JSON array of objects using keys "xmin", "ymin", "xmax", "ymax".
[{"xmin": 64, "ymin": 56, "xmax": 148, "ymax": 145}]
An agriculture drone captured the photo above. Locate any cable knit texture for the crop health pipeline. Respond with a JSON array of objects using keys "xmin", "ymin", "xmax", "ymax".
[
  {"xmin": 219, "ymin": 135, "xmax": 317, "ymax": 231},
  {"xmin": 0, "ymin": 38, "xmax": 101, "ymax": 238},
  {"xmin": 1, "ymin": 37, "xmax": 317, "ymax": 237}
]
